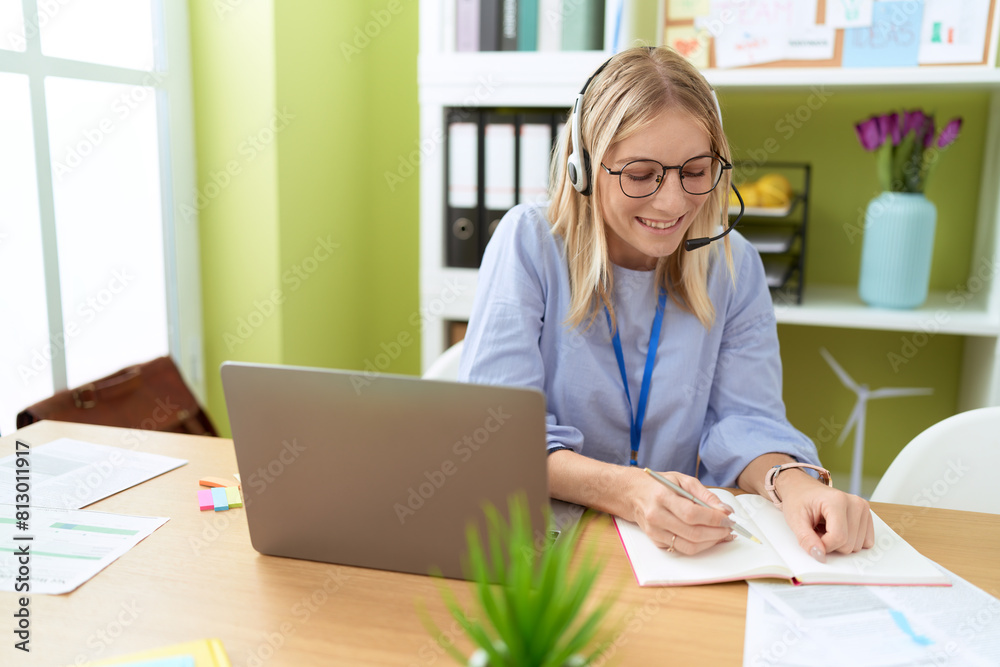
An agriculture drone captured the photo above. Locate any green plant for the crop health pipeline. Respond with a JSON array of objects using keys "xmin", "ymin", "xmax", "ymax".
[{"xmin": 423, "ymin": 494, "xmax": 619, "ymax": 667}]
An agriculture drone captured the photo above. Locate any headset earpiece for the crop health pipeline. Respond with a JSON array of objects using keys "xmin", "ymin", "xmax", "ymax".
[
  {"xmin": 567, "ymin": 47, "xmax": 724, "ymax": 200},
  {"xmin": 567, "ymin": 93, "xmax": 591, "ymax": 195}
]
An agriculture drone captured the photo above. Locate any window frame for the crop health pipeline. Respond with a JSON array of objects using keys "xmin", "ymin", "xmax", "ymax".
[{"xmin": 0, "ymin": 0, "xmax": 205, "ymax": 406}]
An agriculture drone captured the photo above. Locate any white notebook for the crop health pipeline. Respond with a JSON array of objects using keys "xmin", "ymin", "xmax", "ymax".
[{"xmin": 615, "ymin": 489, "xmax": 950, "ymax": 587}]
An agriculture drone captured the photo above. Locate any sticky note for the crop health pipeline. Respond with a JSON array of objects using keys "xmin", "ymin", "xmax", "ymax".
[
  {"xmin": 198, "ymin": 489, "xmax": 214, "ymax": 511},
  {"xmin": 211, "ymin": 487, "xmax": 229, "ymax": 511},
  {"xmin": 225, "ymin": 486, "xmax": 242, "ymax": 508},
  {"xmin": 200, "ymin": 476, "xmax": 234, "ymax": 488}
]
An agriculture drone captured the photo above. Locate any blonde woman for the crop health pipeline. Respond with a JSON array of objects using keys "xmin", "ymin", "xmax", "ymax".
[{"xmin": 459, "ymin": 46, "xmax": 873, "ymax": 560}]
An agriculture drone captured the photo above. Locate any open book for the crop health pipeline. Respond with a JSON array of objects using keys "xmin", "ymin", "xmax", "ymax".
[{"xmin": 615, "ymin": 489, "xmax": 950, "ymax": 587}]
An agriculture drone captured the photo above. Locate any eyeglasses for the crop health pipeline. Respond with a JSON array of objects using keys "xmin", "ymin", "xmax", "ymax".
[{"xmin": 600, "ymin": 153, "xmax": 732, "ymax": 198}]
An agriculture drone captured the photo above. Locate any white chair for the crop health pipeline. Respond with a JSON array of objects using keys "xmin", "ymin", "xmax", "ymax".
[
  {"xmin": 422, "ymin": 340, "xmax": 465, "ymax": 381},
  {"xmin": 870, "ymin": 406, "xmax": 1000, "ymax": 514}
]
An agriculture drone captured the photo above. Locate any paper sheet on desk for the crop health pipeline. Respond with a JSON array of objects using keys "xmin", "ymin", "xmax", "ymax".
[
  {"xmin": 743, "ymin": 567, "xmax": 1000, "ymax": 666},
  {"xmin": 0, "ymin": 504, "xmax": 167, "ymax": 594},
  {"xmin": 0, "ymin": 438, "xmax": 186, "ymax": 509}
]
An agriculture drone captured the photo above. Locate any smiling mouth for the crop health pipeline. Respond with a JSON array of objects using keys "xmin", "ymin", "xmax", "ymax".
[{"xmin": 637, "ymin": 216, "xmax": 682, "ymax": 230}]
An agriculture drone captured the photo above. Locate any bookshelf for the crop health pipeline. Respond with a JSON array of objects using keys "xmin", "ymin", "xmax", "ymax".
[{"xmin": 417, "ymin": 1, "xmax": 1000, "ymax": 411}]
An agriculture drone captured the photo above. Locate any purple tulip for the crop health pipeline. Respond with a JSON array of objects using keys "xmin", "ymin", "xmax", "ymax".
[
  {"xmin": 937, "ymin": 117, "xmax": 962, "ymax": 148},
  {"xmin": 922, "ymin": 116, "xmax": 936, "ymax": 148},
  {"xmin": 902, "ymin": 109, "xmax": 925, "ymax": 136},
  {"xmin": 855, "ymin": 117, "xmax": 883, "ymax": 151},
  {"xmin": 878, "ymin": 112, "xmax": 901, "ymax": 145}
]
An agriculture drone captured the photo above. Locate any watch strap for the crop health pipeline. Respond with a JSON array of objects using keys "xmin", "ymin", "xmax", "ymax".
[{"xmin": 764, "ymin": 463, "xmax": 832, "ymax": 509}]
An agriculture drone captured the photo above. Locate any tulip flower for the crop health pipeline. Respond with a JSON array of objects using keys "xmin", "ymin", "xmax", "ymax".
[
  {"xmin": 855, "ymin": 108, "xmax": 962, "ymax": 193},
  {"xmin": 922, "ymin": 116, "xmax": 935, "ymax": 149},
  {"xmin": 902, "ymin": 109, "xmax": 925, "ymax": 136},
  {"xmin": 878, "ymin": 112, "xmax": 901, "ymax": 146},
  {"xmin": 855, "ymin": 117, "xmax": 883, "ymax": 151},
  {"xmin": 937, "ymin": 118, "xmax": 962, "ymax": 148}
]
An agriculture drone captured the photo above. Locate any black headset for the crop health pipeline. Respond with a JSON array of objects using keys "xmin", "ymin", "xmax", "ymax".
[{"xmin": 565, "ymin": 48, "xmax": 744, "ymax": 251}]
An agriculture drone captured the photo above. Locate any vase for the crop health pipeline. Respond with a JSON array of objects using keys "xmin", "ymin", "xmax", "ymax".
[
  {"xmin": 468, "ymin": 645, "xmax": 585, "ymax": 667},
  {"xmin": 858, "ymin": 192, "xmax": 937, "ymax": 309}
]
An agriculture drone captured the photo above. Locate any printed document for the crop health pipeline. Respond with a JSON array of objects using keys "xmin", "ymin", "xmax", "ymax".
[{"xmin": 0, "ymin": 437, "xmax": 186, "ymax": 509}]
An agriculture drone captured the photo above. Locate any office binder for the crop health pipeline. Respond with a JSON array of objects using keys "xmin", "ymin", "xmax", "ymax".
[
  {"xmin": 517, "ymin": 0, "xmax": 539, "ymax": 50},
  {"xmin": 481, "ymin": 111, "xmax": 517, "ymax": 256},
  {"xmin": 445, "ymin": 111, "xmax": 481, "ymax": 268},
  {"xmin": 480, "ymin": 0, "xmax": 501, "ymax": 50},
  {"xmin": 456, "ymin": 0, "xmax": 480, "ymax": 51},
  {"xmin": 561, "ymin": 0, "xmax": 604, "ymax": 51},
  {"xmin": 516, "ymin": 112, "xmax": 554, "ymax": 205},
  {"xmin": 501, "ymin": 0, "xmax": 518, "ymax": 50},
  {"xmin": 537, "ymin": 0, "xmax": 563, "ymax": 51}
]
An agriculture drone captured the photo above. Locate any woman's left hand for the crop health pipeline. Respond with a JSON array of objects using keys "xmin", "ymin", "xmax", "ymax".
[{"xmin": 776, "ymin": 471, "xmax": 875, "ymax": 562}]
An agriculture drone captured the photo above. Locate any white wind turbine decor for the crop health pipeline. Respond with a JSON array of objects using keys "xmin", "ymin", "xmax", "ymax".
[{"xmin": 819, "ymin": 348, "xmax": 933, "ymax": 497}]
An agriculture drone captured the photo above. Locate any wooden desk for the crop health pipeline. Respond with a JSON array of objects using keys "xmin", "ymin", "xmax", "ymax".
[{"xmin": 3, "ymin": 421, "xmax": 999, "ymax": 666}]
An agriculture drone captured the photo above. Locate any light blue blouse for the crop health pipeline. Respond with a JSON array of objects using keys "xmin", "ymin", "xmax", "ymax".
[{"xmin": 458, "ymin": 203, "xmax": 819, "ymax": 487}]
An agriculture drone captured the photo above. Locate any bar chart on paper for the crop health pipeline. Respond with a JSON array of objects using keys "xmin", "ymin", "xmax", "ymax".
[{"xmin": 0, "ymin": 507, "xmax": 167, "ymax": 594}]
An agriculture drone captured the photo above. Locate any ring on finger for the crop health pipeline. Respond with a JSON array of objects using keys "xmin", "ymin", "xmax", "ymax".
[{"xmin": 667, "ymin": 533, "xmax": 677, "ymax": 553}]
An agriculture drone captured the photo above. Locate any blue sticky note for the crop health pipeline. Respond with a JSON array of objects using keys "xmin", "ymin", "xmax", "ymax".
[
  {"xmin": 842, "ymin": 0, "xmax": 924, "ymax": 68},
  {"xmin": 211, "ymin": 487, "xmax": 228, "ymax": 511}
]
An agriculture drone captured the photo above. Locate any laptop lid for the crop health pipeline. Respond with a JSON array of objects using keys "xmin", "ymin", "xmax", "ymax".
[{"xmin": 220, "ymin": 361, "xmax": 549, "ymax": 580}]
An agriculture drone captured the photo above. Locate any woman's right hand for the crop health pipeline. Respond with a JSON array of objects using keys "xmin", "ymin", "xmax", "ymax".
[{"xmin": 629, "ymin": 469, "xmax": 736, "ymax": 555}]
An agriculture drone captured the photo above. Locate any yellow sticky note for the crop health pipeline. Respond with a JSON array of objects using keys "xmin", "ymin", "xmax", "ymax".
[
  {"xmin": 664, "ymin": 26, "xmax": 711, "ymax": 69},
  {"xmin": 225, "ymin": 486, "xmax": 243, "ymax": 509}
]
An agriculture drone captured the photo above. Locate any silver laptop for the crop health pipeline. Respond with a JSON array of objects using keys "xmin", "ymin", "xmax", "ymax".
[{"xmin": 220, "ymin": 361, "xmax": 552, "ymax": 579}]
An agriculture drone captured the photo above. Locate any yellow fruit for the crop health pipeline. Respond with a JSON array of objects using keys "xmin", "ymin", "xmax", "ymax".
[
  {"xmin": 755, "ymin": 174, "xmax": 793, "ymax": 207},
  {"xmin": 736, "ymin": 182, "xmax": 761, "ymax": 208}
]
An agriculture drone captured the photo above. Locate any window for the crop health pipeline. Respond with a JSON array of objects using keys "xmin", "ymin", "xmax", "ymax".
[{"xmin": 0, "ymin": 1, "xmax": 201, "ymax": 435}]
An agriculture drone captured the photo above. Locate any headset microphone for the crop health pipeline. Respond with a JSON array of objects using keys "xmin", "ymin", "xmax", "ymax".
[{"xmin": 683, "ymin": 182, "xmax": 745, "ymax": 251}]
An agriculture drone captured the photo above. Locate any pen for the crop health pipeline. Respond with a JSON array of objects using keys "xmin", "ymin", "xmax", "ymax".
[{"xmin": 643, "ymin": 468, "xmax": 762, "ymax": 545}]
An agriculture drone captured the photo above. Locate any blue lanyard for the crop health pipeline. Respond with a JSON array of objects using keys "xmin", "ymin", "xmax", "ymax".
[{"xmin": 605, "ymin": 288, "xmax": 667, "ymax": 466}]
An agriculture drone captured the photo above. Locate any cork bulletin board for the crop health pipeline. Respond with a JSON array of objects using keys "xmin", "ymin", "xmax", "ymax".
[{"xmin": 662, "ymin": 0, "xmax": 999, "ymax": 70}]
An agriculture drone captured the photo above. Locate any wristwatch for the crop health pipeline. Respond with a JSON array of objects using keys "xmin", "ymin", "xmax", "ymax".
[{"xmin": 764, "ymin": 463, "xmax": 832, "ymax": 509}]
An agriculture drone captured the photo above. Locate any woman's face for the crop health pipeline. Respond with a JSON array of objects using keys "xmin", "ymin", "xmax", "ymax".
[{"xmin": 598, "ymin": 107, "xmax": 714, "ymax": 270}]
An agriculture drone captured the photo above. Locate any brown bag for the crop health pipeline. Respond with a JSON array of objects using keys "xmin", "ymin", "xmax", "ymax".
[{"xmin": 16, "ymin": 356, "xmax": 218, "ymax": 437}]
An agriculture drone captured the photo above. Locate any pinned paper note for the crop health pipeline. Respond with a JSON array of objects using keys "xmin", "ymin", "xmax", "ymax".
[
  {"xmin": 785, "ymin": 26, "xmax": 836, "ymax": 60},
  {"xmin": 668, "ymin": 0, "xmax": 710, "ymax": 20},
  {"xmin": 699, "ymin": 0, "xmax": 824, "ymax": 68},
  {"xmin": 664, "ymin": 25, "xmax": 711, "ymax": 68},
  {"xmin": 713, "ymin": 27, "xmax": 785, "ymax": 69},
  {"xmin": 825, "ymin": 0, "xmax": 875, "ymax": 28},
  {"xmin": 918, "ymin": 0, "xmax": 991, "ymax": 65},
  {"xmin": 842, "ymin": 0, "xmax": 923, "ymax": 68}
]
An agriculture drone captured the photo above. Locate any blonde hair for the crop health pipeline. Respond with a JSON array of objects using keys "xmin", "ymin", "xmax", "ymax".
[{"xmin": 549, "ymin": 46, "xmax": 733, "ymax": 331}]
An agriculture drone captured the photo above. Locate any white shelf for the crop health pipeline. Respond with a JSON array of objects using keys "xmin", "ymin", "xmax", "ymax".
[
  {"xmin": 775, "ymin": 285, "xmax": 999, "ymax": 335},
  {"xmin": 420, "ymin": 52, "xmax": 1000, "ymax": 106},
  {"xmin": 418, "ymin": 51, "xmax": 612, "ymax": 106}
]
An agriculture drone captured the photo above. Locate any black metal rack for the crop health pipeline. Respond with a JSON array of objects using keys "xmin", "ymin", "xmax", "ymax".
[{"xmin": 729, "ymin": 162, "xmax": 810, "ymax": 306}]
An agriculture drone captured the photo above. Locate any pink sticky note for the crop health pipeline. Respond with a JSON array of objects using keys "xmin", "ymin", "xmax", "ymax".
[{"xmin": 198, "ymin": 489, "xmax": 214, "ymax": 511}]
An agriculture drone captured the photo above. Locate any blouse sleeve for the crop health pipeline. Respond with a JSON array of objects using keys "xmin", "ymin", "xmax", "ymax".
[
  {"xmin": 458, "ymin": 206, "xmax": 585, "ymax": 454},
  {"xmin": 697, "ymin": 239, "xmax": 821, "ymax": 487}
]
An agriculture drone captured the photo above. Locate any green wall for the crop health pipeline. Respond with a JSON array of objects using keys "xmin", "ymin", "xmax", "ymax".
[
  {"xmin": 189, "ymin": 1, "xmax": 420, "ymax": 435},
  {"xmin": 188, "ymin": 3, "xmax": 981, "ymax": 484},
  {"xmin": 189, "ymin": 0, "xmax": 283, "ymax": 436}
]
